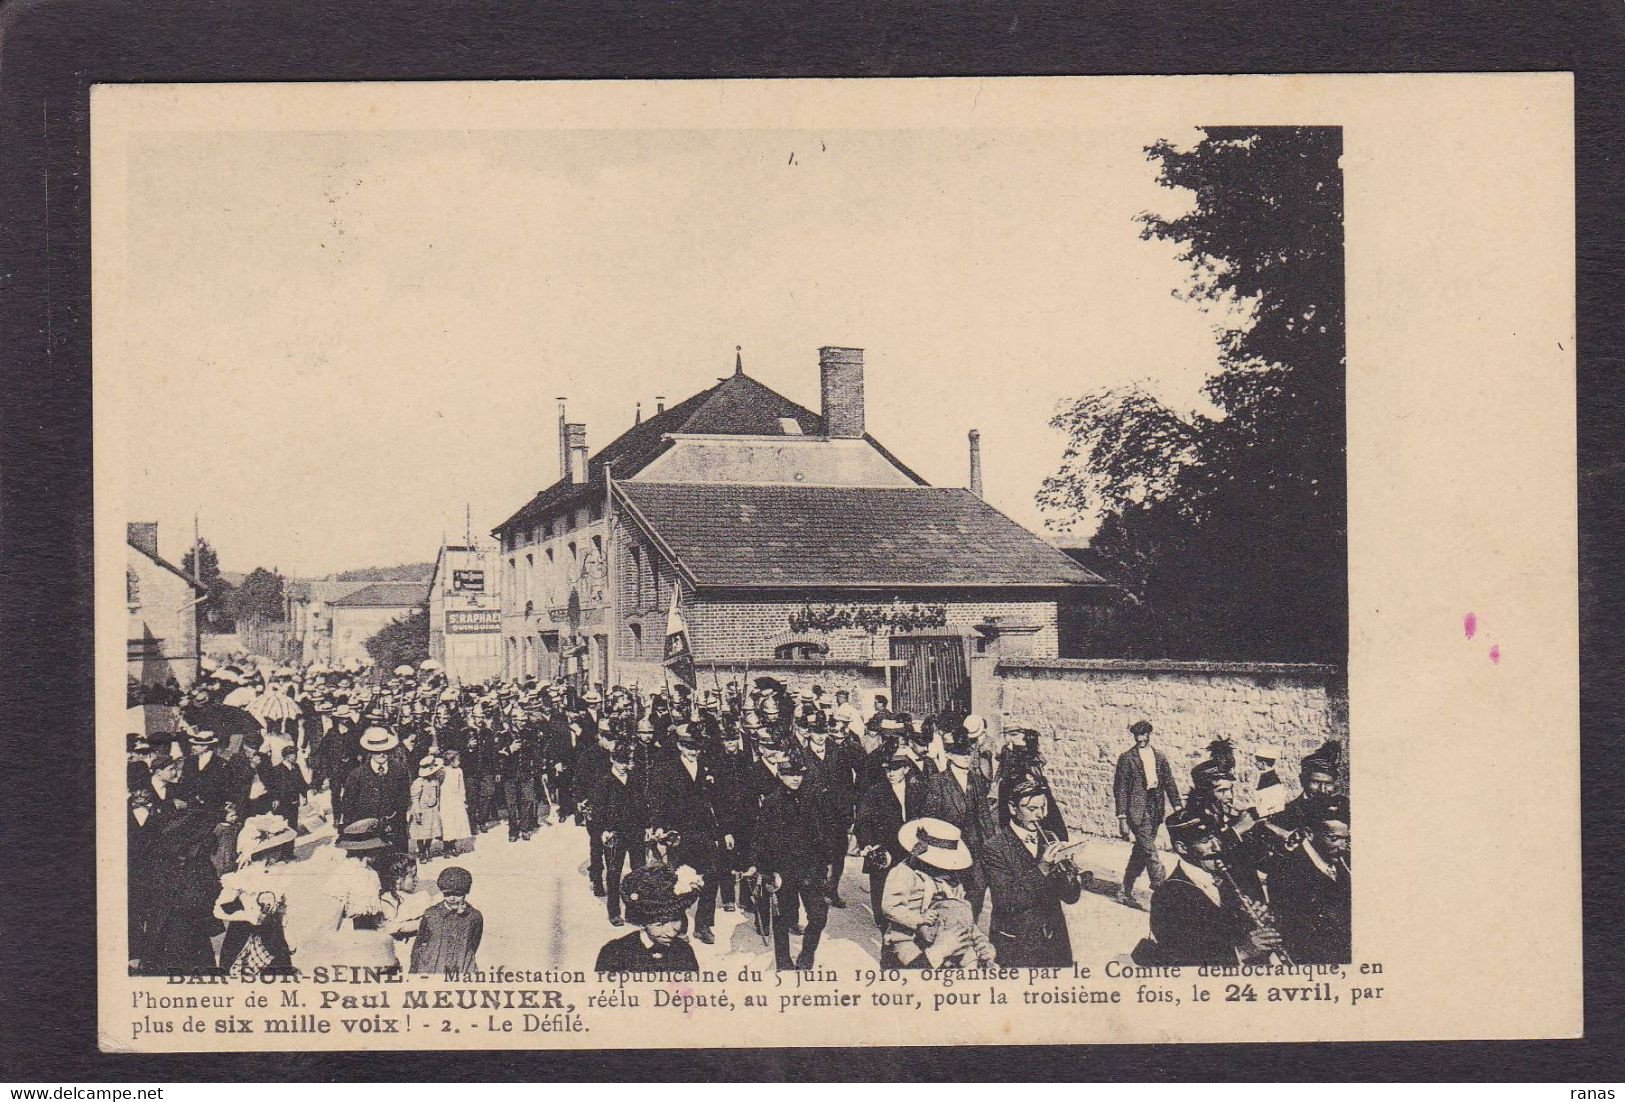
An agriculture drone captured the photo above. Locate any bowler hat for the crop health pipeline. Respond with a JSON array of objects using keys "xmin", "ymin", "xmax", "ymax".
[
  {"xmin": 961, "ymin": 714, "xmax": 987, "ymax": 737},
  {"xmin": 1129, "ymin": 720, "xmax": 1154, "ymax": 738}
]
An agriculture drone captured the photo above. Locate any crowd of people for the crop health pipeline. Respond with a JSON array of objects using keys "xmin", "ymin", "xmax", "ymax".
[{"xmin": 126, "ymin": 657, "xmax": 1351, "ymax": 978}]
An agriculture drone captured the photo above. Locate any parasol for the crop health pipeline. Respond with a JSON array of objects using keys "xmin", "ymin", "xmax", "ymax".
[
  {"xmin": 222, "ymin": 685, "xmax": 259, "ymax": 707},
  {"xmin": 419, "ymin": 658, "xmax": 442, "ymax": 672},
  {"xmin": 246, "ymin": 688, "xmax": 302, "ymax": 723},
  {"xmin": 393, "ymin": 664, "xmax": 414, "ymax": 677}
]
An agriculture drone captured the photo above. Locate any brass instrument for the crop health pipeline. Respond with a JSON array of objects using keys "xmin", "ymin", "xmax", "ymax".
[
  {"xmin": 1214, "ymin": 857, "xmax": 1294, "ymax": 967},
  {"xmin": 1036, "ymin": 828, "xmax": 1093, "ymax": 890}
]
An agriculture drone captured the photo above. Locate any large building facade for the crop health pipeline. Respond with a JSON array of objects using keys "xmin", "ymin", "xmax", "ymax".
[{"xmin": 493, "ymin": 346, "xmax": 1114, "ymax": 709}]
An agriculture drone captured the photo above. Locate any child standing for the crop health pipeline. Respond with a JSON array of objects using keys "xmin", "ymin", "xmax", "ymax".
[
  {"xmin": 409, "ymin": 757, "xmax": 444, "ymax": 860},
  {"xmin": 409, "ymin": 866, "xmax": 484, "ymax": 975},
  {"xmin": 438, "ymin": 750, "xmax": 474, "ymax": 855}
]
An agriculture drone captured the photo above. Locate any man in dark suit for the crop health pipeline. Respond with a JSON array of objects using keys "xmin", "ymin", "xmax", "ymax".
[
  {"xmin": 749, "ymin": 754, "xmax": 833, "ymax": 971},
  {"xmin": 336, "ymin": 726, "xmax": 413, "ymax": 852},
  {"xmin": 1143, "ymin": 807, "xmax": 1284, "ymax": 966},
  {"xmin": 1114, "ymin": 719, "xmax": 1182, "ymax": 907},
  {"xmin": 587, "ymin": 743, "xmax": 647, "ymax": 926},
  {"xmin": 854, "ymin": 751, "xmax": 923, "ymax": 928},
  {"xmin": 921, "ymin": 728, "xmax": 994, "ymax": 918},
  {"xmin": 982, "ymin": 775, "xmax": 1082, "ymax": 967},
  {"xmin": 1265, "ymin": 799, "xmax": 1351, "ymax": 964},
  {"xmin": 646, "ymin": 725, "xmax": 723, "ymax": 943},
  {"xmin": 800, "ymin": 713, "xmax": 861, "ymax": 908}
]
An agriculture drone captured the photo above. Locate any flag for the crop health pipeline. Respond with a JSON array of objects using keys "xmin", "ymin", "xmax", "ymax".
[{"xmin": 663, "ymin": 585, "xmax": 696, "ymax": 688}]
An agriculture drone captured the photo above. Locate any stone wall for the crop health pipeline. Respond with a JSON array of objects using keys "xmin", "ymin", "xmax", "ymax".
[{"xmin": 993, "ymin": 658, "xmax": 1349, "ymax": 838}]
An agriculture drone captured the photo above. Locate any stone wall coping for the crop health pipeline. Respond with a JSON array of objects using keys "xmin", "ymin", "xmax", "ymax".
[{"xmin": 998, "ymin": 657, "xmax": 1344, "ymax": 676}]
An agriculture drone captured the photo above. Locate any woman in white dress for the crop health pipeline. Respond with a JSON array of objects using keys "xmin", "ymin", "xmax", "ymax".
[{"xmin": 438, "ymin": 750, "xmax": 473, "ymax": 855}]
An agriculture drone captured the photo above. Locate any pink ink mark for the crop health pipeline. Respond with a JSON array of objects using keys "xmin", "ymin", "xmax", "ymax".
[
  {"xmin": 1463, "ymin": 613, "xmax": 1477, "ymax": 640},
  {"xmin": 1489, "ymin": 645, "xmax": 1500, "ymax": 665}
]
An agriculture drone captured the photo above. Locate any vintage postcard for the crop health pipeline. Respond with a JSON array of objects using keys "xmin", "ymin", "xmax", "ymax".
[{"xmin": 93, "ymin": 74, "xmax": 1578, "ymax": 1051}]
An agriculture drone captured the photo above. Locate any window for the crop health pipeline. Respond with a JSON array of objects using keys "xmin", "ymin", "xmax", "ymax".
[
  {"xmin": 568, "ymin": 541, "xmax": 577, "ymax": 561},
  {"xmin": 525, "ymin": 554, "xmax": 535, "ymax": 603},
  {"xmin": 629, "ymin": 622, "xmax": 643, "ymax": 657},
  {"xmin": 630, "ymin": 547, "xmax": 643, "ymax": 607},
  {"xmin": 775, "ymin": 641, "xmax": 829, "ymax": 660},
  {"xmin": 545, "ymin": 547, "xmax": 554, "ymax": 564},
  {"xmin": 126, "ymin": 569, "xmax": 141, "ymax": 608},
  {"xmin": 590, "ymin": 501, "xmax": 603, "ymax": 522},
  {"xmin": 591, "ymin": 534, "xmax": 603, "ymax": 556}
]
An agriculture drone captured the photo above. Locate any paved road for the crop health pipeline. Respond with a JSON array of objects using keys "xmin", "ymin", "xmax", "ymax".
[{"xmin": 396, "ymin": 819, "xmax": 1156, "ymax": 973}]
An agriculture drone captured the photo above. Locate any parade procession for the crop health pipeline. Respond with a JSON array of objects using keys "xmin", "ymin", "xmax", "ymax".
[
  {"xmin": 124, "ymin": 343, "xmax": 1351, "ymax": 982},
  {"xmin": 126, "ymin": 659, "xmax": 1350, "ymax": 980}
]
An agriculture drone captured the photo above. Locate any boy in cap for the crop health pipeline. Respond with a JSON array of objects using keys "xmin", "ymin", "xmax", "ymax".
[
  {"xmin": 409, "ymin": 866, "xmax": 484, "ymax": 975},
  {"xmin": 593, "ymin": 864, "xmax": 702, "ymax": 974}
]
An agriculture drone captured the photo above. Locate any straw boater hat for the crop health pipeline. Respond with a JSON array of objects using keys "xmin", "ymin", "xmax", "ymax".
[
  {"xmin": 418, "ymin": 756, "xmax": 445, "ymax": 779},
  {"xmin": 961, "ymin": 714, "xmax": 987, "ymax": 738},
  {"xmin": 897, "ymin": 817, "xmax": 974, "ymax": 872},
  {"xmin": 358, "ymin": 726, "xmax": 399, "ymax": 753}
]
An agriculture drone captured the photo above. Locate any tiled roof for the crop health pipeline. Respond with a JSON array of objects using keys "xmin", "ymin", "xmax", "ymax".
[
  {"xmin": 329, "ymin": 581, "xmax": 429, "ymax": 608},
  {"xmin": 128, "ymin": 540, "xmax": 207, "ymax": 593},
  {"xmin": 493, "ymin": 370, "xmax": 924, "ymax": 535},
  {"xmin": 615, "ymin": 482, "xmax": 1110, "ymax": 590}
]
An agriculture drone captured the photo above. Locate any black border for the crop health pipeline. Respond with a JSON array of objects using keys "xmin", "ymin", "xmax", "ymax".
[{"xmin": 1, "ymin": 0, "xmax": 1619, "ymax": 1082}]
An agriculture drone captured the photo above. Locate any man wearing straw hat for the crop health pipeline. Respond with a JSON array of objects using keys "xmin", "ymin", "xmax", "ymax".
[
  {"xmin": 336, "ymin": 726, "xmax": 412, "ymax": 853},
  {"xmin": 881, "ymin": 817, "xmax": 996, "ymax": 969}
]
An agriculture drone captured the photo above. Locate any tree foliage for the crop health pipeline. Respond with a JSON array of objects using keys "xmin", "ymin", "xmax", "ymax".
[
  {"xmin": 182, "ymin": 538, "xmax": 237, "ymax": 632},
  {"xmin": 231, "ymin": 566, "xmax": 288, "ymax": 623},
  {"xmin": 1040, "ymin": 127, "xmax": 1346, "ymax": 662},
  {"xmin": 364, "ymin": 606, "xmax": 430, "ymax": 670}
]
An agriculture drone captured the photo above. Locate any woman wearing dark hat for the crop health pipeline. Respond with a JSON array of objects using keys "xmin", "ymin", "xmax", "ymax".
[
  {"xmin": 593, "ymin": 864, "xmax": 702, "ymax": 974},
  {"xmin": 409, "ymin": 866, "xmax": 484, "ymax": 975}
]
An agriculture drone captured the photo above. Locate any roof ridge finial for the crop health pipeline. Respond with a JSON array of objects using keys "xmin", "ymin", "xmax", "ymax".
[{"xmin": 735, "ymin": 345, "xmax": 743, "ymax": 376}]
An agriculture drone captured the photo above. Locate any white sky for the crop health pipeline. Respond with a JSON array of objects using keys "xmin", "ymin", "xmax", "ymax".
[{"xmin": 120, "ymin": 124, "xmax": 1215, "ymax": 577}]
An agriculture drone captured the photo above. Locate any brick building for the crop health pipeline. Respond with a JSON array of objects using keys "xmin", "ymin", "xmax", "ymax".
[{"xmin": 487, "ymin": 344, "xmax": 1112, "ymax": 711}]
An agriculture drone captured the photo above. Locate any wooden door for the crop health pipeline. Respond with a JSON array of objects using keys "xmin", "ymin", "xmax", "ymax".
[{"xmin": 889, "ymin": 635, "xmax": 970, "ymax": 719}]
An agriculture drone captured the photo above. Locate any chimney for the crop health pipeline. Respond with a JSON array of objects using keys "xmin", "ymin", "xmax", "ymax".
[
  {"xmin": 655, "ymin": 395, "xmax": 666, "ymax": 416},
  {"xmin": 557, "ymin": 399, "xmax": 569, "ymax": 483},
  {"xmin": 128, "ymin": 522, "xmax": 160, "ymax": 559},
  {"xmin": 968, "ymin": 429, "xmax": 984, "ymax": 498},
  {"xmin": 819, "ymin": 346, "xmax": 865, "ymax": 439},
  {"xmin": 567, "ymin": 423, "xmax": 589, "ymax": 485}
]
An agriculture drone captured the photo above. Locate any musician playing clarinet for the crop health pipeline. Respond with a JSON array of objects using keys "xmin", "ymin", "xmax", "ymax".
[{"xmin": 1140, "ymin": 806, "xmax": 1285, "ymax": 967}]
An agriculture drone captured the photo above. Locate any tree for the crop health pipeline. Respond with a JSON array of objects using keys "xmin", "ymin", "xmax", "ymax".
[
  {"xmin": 1040, "ymin": 127, "xmax": 1346, "ymax": 662},
  {"xmin": 364, "ymin": 606, "xmax": 430, "ymax": 671},
  {"xmin": 232, "ymin": 567, "xmax": 288, "ymax": 623},
  {"xmin": 182, "ymin": 538, "xmax": 237, "ymax": 632}
]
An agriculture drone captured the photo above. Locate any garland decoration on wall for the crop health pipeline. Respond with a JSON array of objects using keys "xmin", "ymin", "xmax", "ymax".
[{"xmin": 788, "ymin": 603, "xmax": 949, "ymax": 636}]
